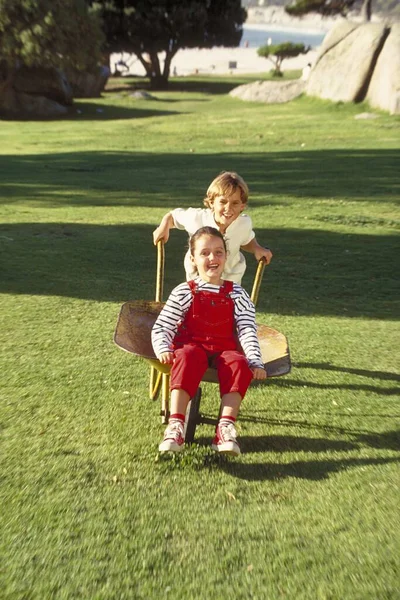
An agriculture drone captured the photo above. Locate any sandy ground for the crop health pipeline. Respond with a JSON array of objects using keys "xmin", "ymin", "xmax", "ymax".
[{"xmin": 112, "ymin": 46, "xmax": 319, "ymax": 78}]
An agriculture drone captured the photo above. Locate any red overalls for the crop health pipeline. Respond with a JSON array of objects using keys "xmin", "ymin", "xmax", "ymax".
[{"xmin": 170, "ymin": 280, "xmax": 253, "ymax": 399}]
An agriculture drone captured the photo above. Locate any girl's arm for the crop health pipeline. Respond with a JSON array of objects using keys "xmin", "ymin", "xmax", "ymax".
[
  {"xmin": 153, "ymin": 212, "xmax": 175, "ymax": 244},
  {"xmin": 241, "ymin": 237, "xmax": 273, "ymax": 264},
  {"xmin": 151, "ymin": 283, "xmax": 192, "ymax": 358},
  {"xmin": 232, "ymin": 287, "xmax": 266, "ymax": 373}
]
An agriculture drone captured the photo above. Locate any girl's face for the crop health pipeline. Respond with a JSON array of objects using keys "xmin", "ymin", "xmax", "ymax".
[
  {"xmin": 211, "ymin": 188, "xmax": 246, "ymax": 232},
  {"xmin": 190, "ymin": 234, "xmax": 227, "ymax": 285}
]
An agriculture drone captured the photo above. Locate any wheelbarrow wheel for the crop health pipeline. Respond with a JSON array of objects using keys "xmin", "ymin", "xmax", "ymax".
[{"xmin": 184, "ymin": 387, "xmax": 202, "ymax": 444}]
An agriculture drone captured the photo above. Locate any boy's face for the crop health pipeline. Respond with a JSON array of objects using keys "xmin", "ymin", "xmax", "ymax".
[{"xmin": 211, "ymin": 188, "xmax": 246, "ymax": 231}]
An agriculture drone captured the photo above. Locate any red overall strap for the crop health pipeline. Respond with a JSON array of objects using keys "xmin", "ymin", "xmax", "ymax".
[
  {"xmin": 222, "ymin": 280, "xmax": 233, "ymax": 296},
  {"xmin": 188, "ymin": 279, "xmax": 233, "ymax": 296}
]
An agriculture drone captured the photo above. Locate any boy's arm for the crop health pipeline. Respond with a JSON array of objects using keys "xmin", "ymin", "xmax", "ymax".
[
  {"xmin": 241, "ymin": 237, "xmax": 273, "ymax": 264},
  {"xmin": 153, "ymin": 212, "xmax": 175, "ymax": 245}
]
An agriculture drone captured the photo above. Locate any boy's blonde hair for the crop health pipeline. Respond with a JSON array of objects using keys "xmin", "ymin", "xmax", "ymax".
[{"xmin": 203, "ymin": 171, "xmax": 249, "ymax": 209}]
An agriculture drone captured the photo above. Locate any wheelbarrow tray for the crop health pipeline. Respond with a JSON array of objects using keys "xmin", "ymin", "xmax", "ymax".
[{"xmin": 114, "ymin": 300, "xmax": 290, "ymax": 379}]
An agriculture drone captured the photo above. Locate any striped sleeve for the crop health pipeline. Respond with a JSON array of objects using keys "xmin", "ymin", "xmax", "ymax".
[
  {"xmin": 231, "ymin": 284, "xmax": 264, "ymax": 369},
  {"xmin": 151, "ymin": 282, "xmax": 193, "ymax": 358}
]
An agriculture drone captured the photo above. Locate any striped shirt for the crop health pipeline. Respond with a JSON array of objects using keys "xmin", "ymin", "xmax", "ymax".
[{"xmin": 151, "ymin": 277, "xmax": 264, "ymax": 369}]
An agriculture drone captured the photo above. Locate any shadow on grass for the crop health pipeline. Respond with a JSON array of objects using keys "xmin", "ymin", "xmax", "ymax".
[
  {"xmin": 104, "ymin": 73, "xmax": 277, "ymax": 96},
  {"xmin": 0, "ymin": 222, "xmax": 398, "ymax": 320},
  {"xmin": 1, "ymin": 150, "xmax": 399, "ymax": 205},
  {"xmin": 269, "ymin": 378, "xmax": 400, "ymax": 396},
  {"xmin": 221, "ymin": 456, "xmax": 400, "ymax": 481},
  {"xmin": 0, "ymin": 103, "xmax": 181, "ymax": 122},
  {"xmin": 294, "ymin": 362, "xmax": 400, "ymax": 382}
]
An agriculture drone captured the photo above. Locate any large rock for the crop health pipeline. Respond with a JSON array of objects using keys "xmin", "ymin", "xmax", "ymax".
[
  {"xmin": 0, "ymin": 87, "xmax": 68, "ymax": 117},
  {"xmin": 313, "ymin": 19, "xmax": 359, "ymax": 65},
  {"xmin": 367, "ymin": 23, "xmax": 400, "ymax": 115},
  {"xmin": 306, "ymin": 22, "xmax": 389, "ymax": 103},
  {"xmin": 230, "ymin": 79, "xmax": 306, "ymax": 103},
  {"xmin": 67, "ymin": 66, "xmax": 110, "ymax": 98},
  {"xmin": 13, "ymin": 66, "xmax": 73, "ymax": 106}
]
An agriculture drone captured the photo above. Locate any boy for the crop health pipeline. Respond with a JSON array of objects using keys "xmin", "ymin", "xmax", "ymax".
[{"xmin": 152, "ymin": 171, "xmax": 272, "ymax": 284}]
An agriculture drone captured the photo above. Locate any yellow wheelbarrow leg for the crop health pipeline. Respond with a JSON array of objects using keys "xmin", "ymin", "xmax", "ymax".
[
  {"xmin": 149, "ymin": 366, "xmax": 162, "ymax": 400},
  {"xmin": 149, "ymin": 239, "xmax": 165, "ymax": 399},
  {"xmin": 161, "ymin": 373, "xmax": 170, "ymax": 424}
]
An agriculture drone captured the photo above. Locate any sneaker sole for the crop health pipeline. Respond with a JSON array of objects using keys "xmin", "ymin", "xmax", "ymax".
[
  {"xmin": 211, "ymin": 442, "xmax": 240, "ymax": 457},
  {"xmin": 159, "ymin": 441, "xmax": 184, "ymax": 453}
]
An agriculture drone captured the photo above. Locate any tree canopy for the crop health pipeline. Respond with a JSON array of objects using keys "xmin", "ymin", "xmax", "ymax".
[
  {"xmin": 285, "ymin": 0, "xmax": 357, "ymax": 17},
  {"xmin": 90, "ymin": 0, "xmax": 247, "ymax": 88},
  {"xmin": 284, "ymin": 0, "xmax": 376, "ymax": 20},
  {"xmin": 0, "ymin": 0, "xmax": 103, "ymax": 78},
  {"xmin": 257, "ymin": 42, "xmax": 310, "ymax": 75}
]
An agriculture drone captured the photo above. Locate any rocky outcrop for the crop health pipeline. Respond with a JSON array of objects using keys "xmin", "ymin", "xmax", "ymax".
[
  {"xmin": 229, "ymin": 19, "xmax": 399, "ymax": 114},
  {"xmin": 366, "ymin": 22, "xmax": 400, "ymax": 115},
  {"xmin": 230, "ymin": 79, "xmax": 306, "ymax": 103},
  {"xmin": 0, "ymin": 64, "xmax": 109, "ymax": 118},
  {"xmin": 0, "ymin": 85, "xmax": 68, "ymax": 117},
  {"xmin": 306, "ymin": 22, "xmax": 389, "ymax": 103},
  {"xmin": 67, "ymin": 66, "xmax": 110, "ymax": 98},
  {"xmin": 0, "ymin": 65, "xmax": 73, "ymax": 118},
  {"xmin": 13, "ymin": 66, "xmax": 73, "ymax": 106}
]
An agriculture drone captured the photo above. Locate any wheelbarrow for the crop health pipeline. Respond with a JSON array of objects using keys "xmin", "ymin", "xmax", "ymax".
[{"xmin": 114, "ymin": 241, "xmax": 291, "ymax": 443}]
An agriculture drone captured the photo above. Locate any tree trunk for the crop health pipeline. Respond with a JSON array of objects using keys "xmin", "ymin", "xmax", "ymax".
[
  {"xmin": 162, "ymin": 47, "xmax": 178, "ymax": 83},
  {"xmin": 360, "ymin": 0, "xmax": 372, "ymax": 22}
]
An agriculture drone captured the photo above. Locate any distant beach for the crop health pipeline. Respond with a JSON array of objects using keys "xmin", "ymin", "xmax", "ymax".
[{"xmin": 111, "ymin": 15, "xmax": 331, "ymax": 77}]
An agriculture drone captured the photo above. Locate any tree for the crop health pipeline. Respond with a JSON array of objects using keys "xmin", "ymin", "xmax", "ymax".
[
  {"xmin": 257, "ymin": 42, "xmax": 310, "ymax": 76},
  {"xmin": 90, "ymin": 0, "xmax": 247, "ymax": 89},
  {"xmin": 0, "ymin": 0, "xmax": 103, "ymax": 89},
  {"xmin": 285, "ymin": 0, "xmax": 374, "ymax": 21}
]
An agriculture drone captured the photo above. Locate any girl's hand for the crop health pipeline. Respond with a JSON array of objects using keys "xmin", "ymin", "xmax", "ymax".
[
  {"xmin": 159, "ymin": 352, "xmax": 174, "ymax": 364},
  {"xmin": 252, "ymin": 367, "xmax": 267, "ymax": 380}
]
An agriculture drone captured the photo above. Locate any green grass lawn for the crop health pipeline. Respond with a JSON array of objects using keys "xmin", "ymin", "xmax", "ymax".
[{"xmin": 1, "ymin": 74, "xmax": 399, "ymax": 599}]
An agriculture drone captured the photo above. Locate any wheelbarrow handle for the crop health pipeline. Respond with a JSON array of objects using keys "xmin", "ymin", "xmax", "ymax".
[
  {"xmin": 156, "ymin": 239, "xmax": 165, "ymax": 302},
  {"xmin": 250, "ymin": 257, "xmax": 267, "ymax": 307}
]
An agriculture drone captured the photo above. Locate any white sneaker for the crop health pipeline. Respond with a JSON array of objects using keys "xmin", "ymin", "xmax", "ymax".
[
  {"xmin": 159, "ymin": 420, "xmax": 185, "ymax": 452},
  {"xmin": 211, "ymin": 421, "xmax": 240, "ymax": 457}
]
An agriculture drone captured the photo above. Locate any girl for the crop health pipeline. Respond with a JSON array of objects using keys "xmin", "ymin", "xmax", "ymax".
[
  {"xmin": 151, "ymin": 226, "xmax": 267, "ymax": 456},
  {"xmin": 152, "ymin": 171, "xmax": 272, "ymax": 284}
]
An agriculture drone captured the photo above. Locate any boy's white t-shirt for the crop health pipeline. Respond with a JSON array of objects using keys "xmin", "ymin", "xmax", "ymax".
[{"xmin": 171, "ymin": 207, "xmax": 255, "ymax": 284}]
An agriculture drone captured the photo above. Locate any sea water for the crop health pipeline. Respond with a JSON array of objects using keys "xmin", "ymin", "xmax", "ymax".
[{"xmin": 240, "ymin": 23, "xmax": 326, "ymax": 49}]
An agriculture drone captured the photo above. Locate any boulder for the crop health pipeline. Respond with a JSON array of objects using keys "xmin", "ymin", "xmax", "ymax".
[
  {"xmin": 1, "ymin": 87, "xmax": 68, "ymax": 117},
  {"xmin": 230, "ymin": 79, "xmax": 306, "ymax": 104},
  {"xmin": 67, "ymin": 66, "xmax": 110, "ymax": 98},
  {"xmin": 13, "ymin": 66, "xmax": 73, "ymax": 106},
  {"xmin": 366, "ymin": 23, "xmax": 400, "ymax": 115},
  {"xmin": 313, "ymin": 19, "xmax": 359, "ymax": 66},
  {"xmin": 306, "ymin": 22, "xmax": 389, "ymax": 103}
]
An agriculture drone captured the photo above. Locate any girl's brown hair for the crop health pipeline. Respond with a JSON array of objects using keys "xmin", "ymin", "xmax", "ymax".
[
  {"xmin": 189, "ymin": 226, "xmax": 227, "ymax": 256},
  {"xmin": 203, "ymin": 171, "xmax": 249, "ymax": 208}
]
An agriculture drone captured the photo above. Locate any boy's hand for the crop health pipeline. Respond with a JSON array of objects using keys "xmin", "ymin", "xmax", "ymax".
[
  {"xmin": 241, "ymin": 238, "xmax": 273, "ymax": 265},
  {"xmin": 153, "ymin": 225, "xmax": 170, "ymax": 245},
  {"xmin": 254, "ymin": 247, "xmax": 273, "ymax": 265},
  {"xmin": 153, "ymin": 212, "xmax": 174, "ymax": 245},
  {"xmin": 252, "ymin": 367, "xmax": 267, "ymax": 380},
  {"xmin": 158, "ymin": 352, "xmax": 174, "ymax": 364}
]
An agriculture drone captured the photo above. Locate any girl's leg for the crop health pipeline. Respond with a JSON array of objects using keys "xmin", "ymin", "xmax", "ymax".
[
  {"xmin": 212, "ymin": 351, "xmax": 253, "ymax": 457},
  {"xmin": 170, "ymin": 343, "xmax": 209, "ymax": 398},
  {"xmin": 219, "ymin": 391, "xmax": 242, "ymax": 419},
  {"xmin": 215, "ymin": 350, "xmax": 253, "ymax": 400},
  {"xmin": 160, "ymin": 344, "xmax": 208, "ymax": 452},
  {"xmin": 170, "ymin": 388, "xmax": 191, "ymax": 415}
]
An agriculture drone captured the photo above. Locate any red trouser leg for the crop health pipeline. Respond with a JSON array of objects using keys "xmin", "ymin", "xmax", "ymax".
[
  {"xmin": 215, "ymin": 350, "xmax": 253, "ymax": 399},
  {"xmin": 170, "ymin": 343, "xmax": 209, "ymax": 399}
]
